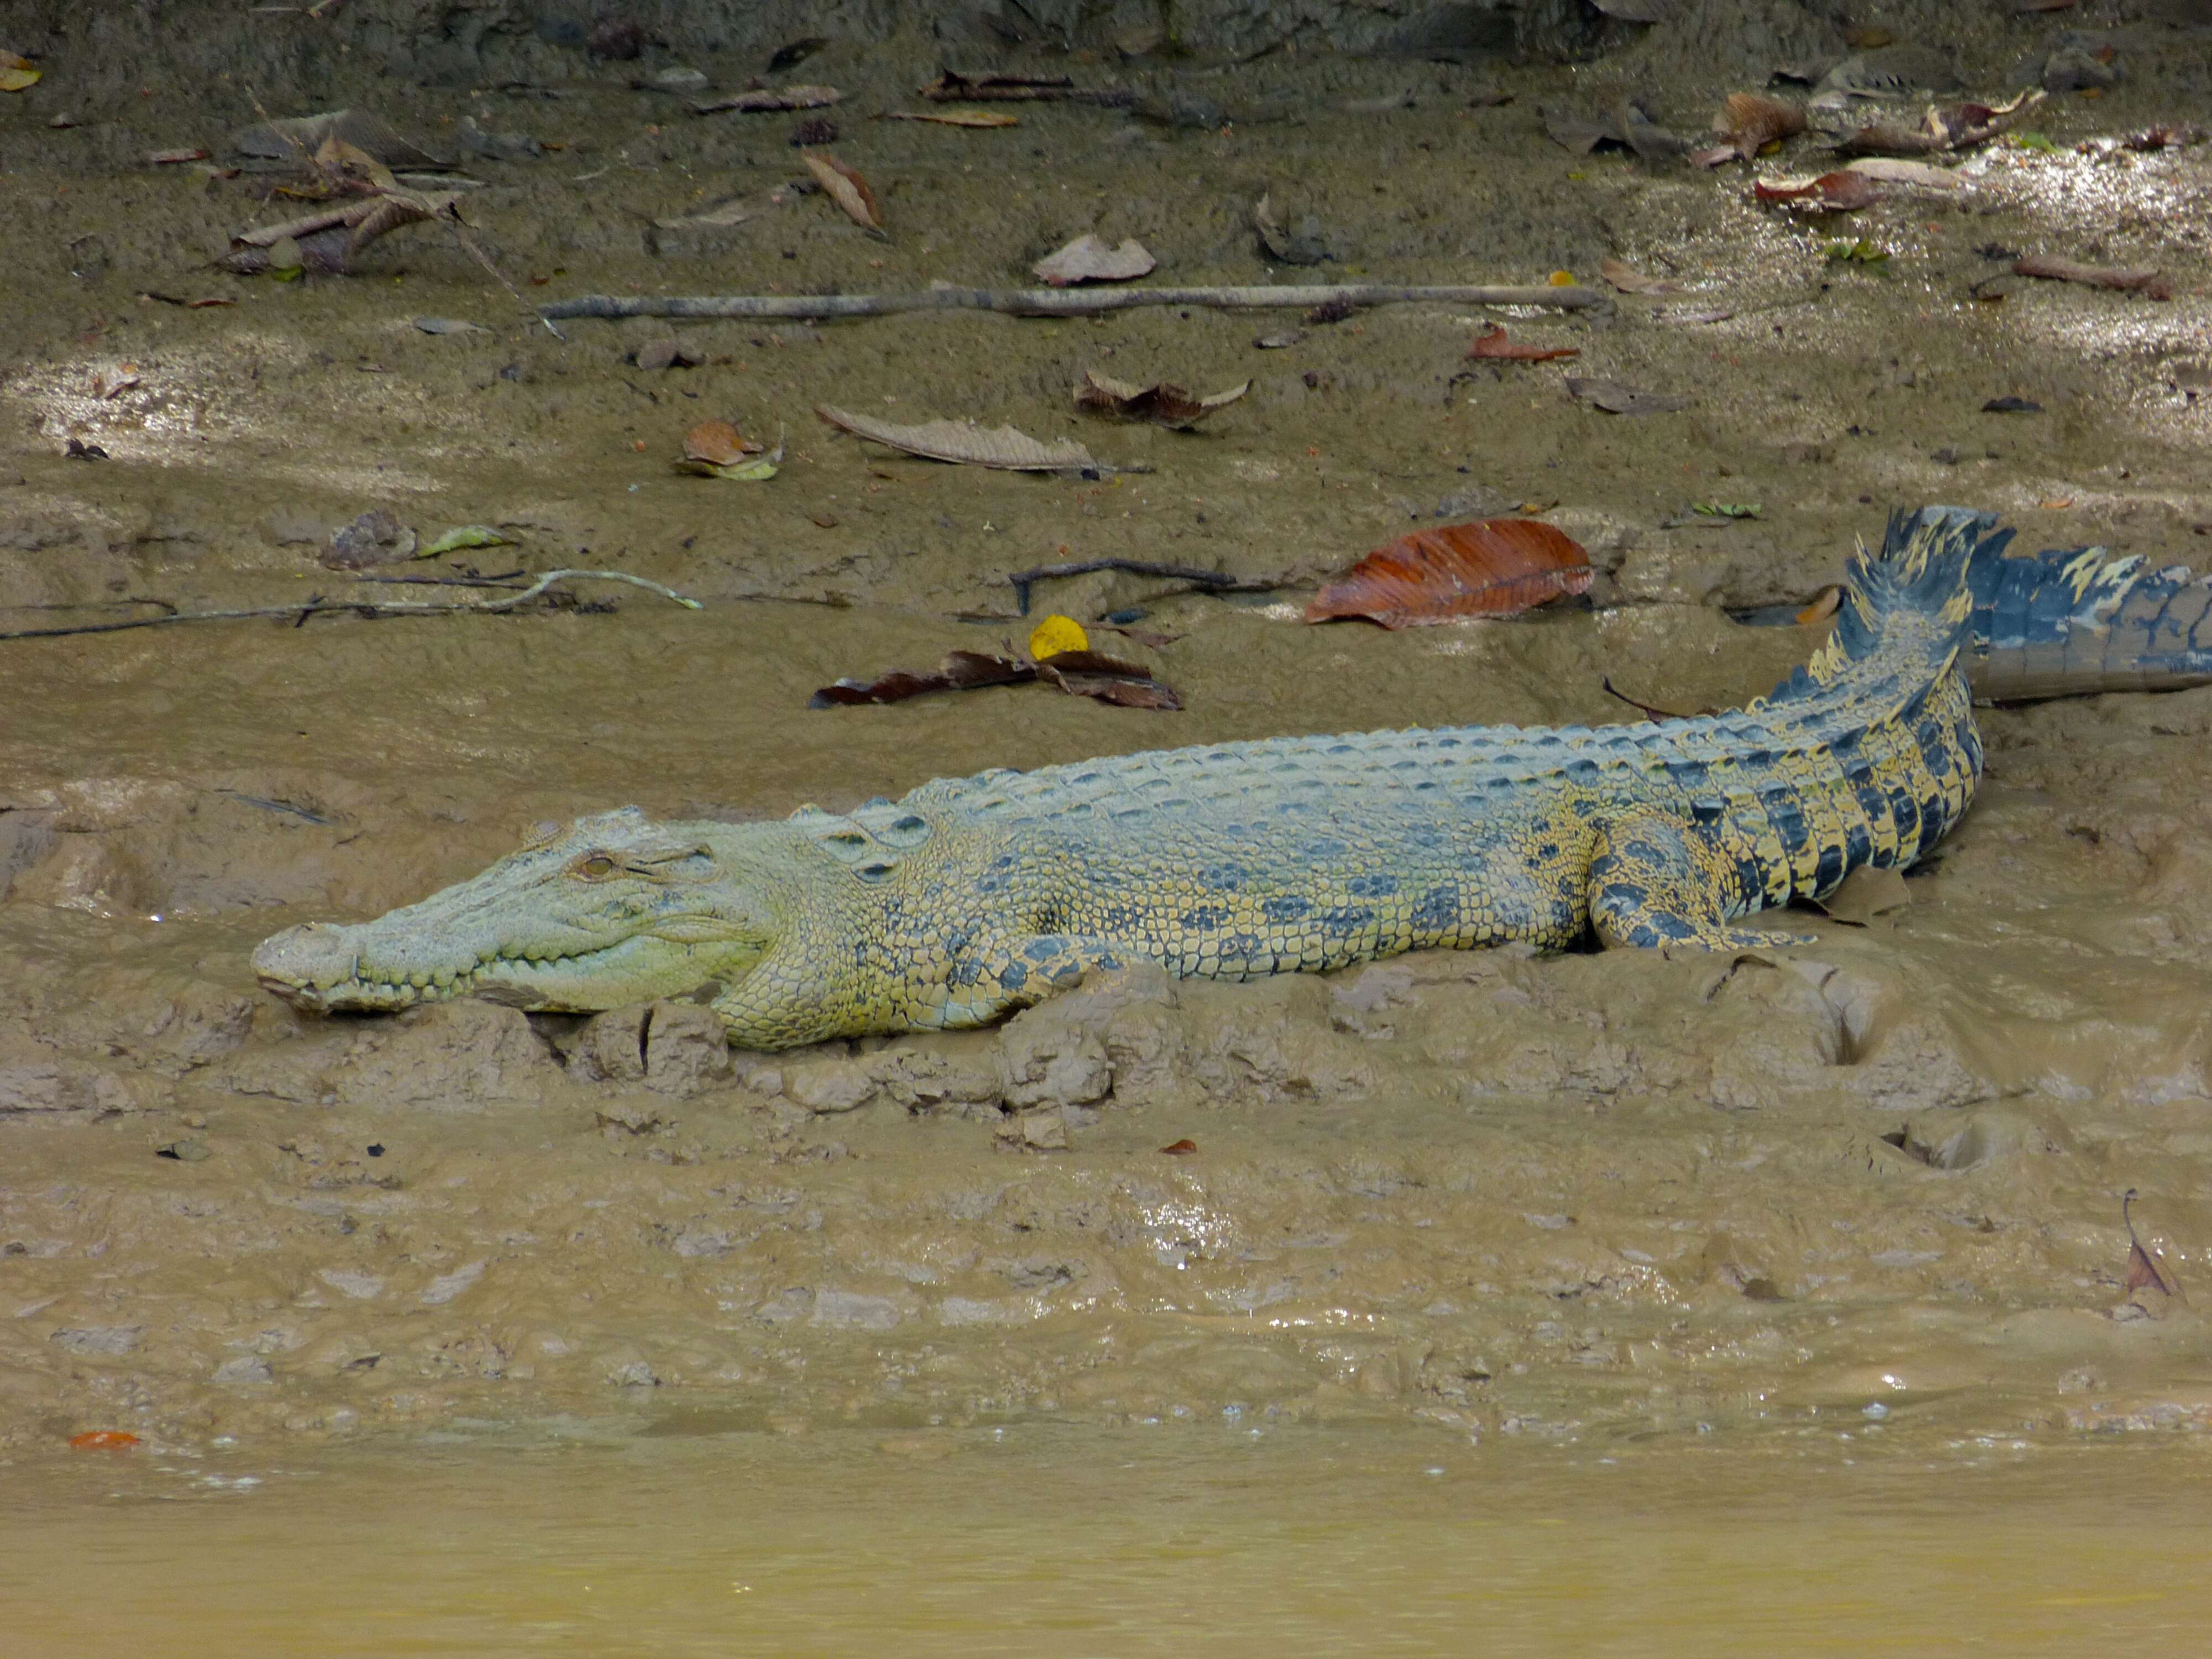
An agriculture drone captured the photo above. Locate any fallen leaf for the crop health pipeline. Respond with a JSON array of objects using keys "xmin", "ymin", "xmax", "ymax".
[
  {"xmin": 2038, "ymin": 496, "xmax": 2075, "ymax": 510},
  {"xmin": 415, "ymin": 525, "xmax": 513, "ymax": 558},
  {"xmin": 1566, "ymin": 377, "xmax": 1689, "ymax": 415},
  {"xmin": 1159, "ymin": 1138, "xmax": 1199, "ymax": 1156},
  {"xmin": 684, "ymin": 420, "xmax": 766, "ymax": 464},
  {"xmin": 1547, "ymin": 269, "xmax": 1577, "ymax": 286},
  {"xmin": 652, "ymin": 195, "xmax": 761, "ymax": 231},
  {"xmin": 816, "ymin": 405, "xmax": 1097, "ymax": 471},
  {"xmin": 1467, "ymin": 324, "xmax": 1578, "ymax": 362},
  {"xmin": 1599, "ymin": 257, "xmax": 1681, "ymax": 294},
  {"xmin": 1658, "ymin": 305, "xmax": 1739, "ymax": 324},
  {"xmin": 811, "ymin": 650, "xmax": 1037, "ymax": 708},
  {"xmin": 919, "ymin": 70, "xmax": 1123, "ymax": 105},
  {"xmin": 2124, "ymin": 123, "xmax": 2202, "ymax": 151},
  {"xmin": 1253, "ymin": 327, "xmax": 1306, "ymax": 349},
  {"xmin": 229, "ymin": 109, "xmax": 453, "ymax": 172},
  {"xmin": 1844, "ymin": 156, "xmax": 1964, "ymax": 189},
  {"xmin": 1, "ymin": 51, "xmax": 41, "ymax": 93},
  {"xmin": 1715, "ymin": 91, "xmax": 1805, "ymax": 160},
  {"xmin": 220, "ymin": 190, "xmax": 458, "ymax": 276},
  {"xmin": 2012, "ymin": 253, "xmax": 2172, "ymax": 300},
  {"xmin": 1027, "ymin": 613, "xmax": 1089, "ymax": 660},
  {"xmin": 1824, "ymin": 238, "xmax": 1890, "ymax": 267},
  {"xmin": 1983, "ymin": 395, "xmax": 2042, "ymax": 414},
  {"xmin": 411, "ymin": 315, "xmax": 488, "ymax": 335},
  {"xmin": 1074, "ymin": 370, "xmax": 1248, "ymax": 427},
  {"xmin": 1795, "ymin": 584, "xmax": 1843, "ymax": 624},
  {"xmin": 676, "ymin": 432, "xmax": 784, "ymax": 482},
  {"xmin": 1688, "ymin": 144, "xmax": 1740, "ymax": 168},
  {"xmin": 67, "ymin": 1431, "xmax": 140, "ymax": 1450},
  {"xmin": 1813, "ymin": 864, "xmax": 1910, "ymax": 925},
  {"xmin": 321, "ymin": 508, "xmax": 416, "ymax": 568},
  {"xmin": 693, "ymin": 85, "xmax": 843, "ymax": 115},
  {"xmin": 147, "ymin": 146, "xmax": 211, "ymax": 165},
  {"xmin": 1693, "ymin": 500, "xmax": 1762, "ymax": 519},
  {"xmin": 1839, "ymin": 88, "xmax": 2043, "ymax": 157},
  {"xmin": 139, "ymin": 292, "xmax": 236, "ymax": 309},
  {"xmin": 883, "ymin": 108, "xmax": 1020, "ymax": 128},
  {"xmin": 1033, "ymin": 234, "xmax": 1155, "ymax": 286},
  {"xmin": 93, "ymin": 363, "xmax": 141, "ymax": 399},
  {"xmin": 1306, "ymin": 518, "xmax": 1595, "ymax": 628},
  {"xmin": 1036, "ymin": 650, "xmax": 1183, "ymax": 709},
  {"xmin": 2122, "ymin": 1189, "xmax": 2187, "ymax": 1314},
  {"xmin": 801, "ymin": 150, "xmax": 883, "ymax": 232},
  {"xmin": 1752, "ymin": 169, "xmax": 1881, "ymax": 210}
]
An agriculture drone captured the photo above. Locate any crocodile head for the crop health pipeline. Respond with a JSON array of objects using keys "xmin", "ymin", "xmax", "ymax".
[{"xmin": 252, "ymin": 808, "xmax": 780, "ymax": 1015}]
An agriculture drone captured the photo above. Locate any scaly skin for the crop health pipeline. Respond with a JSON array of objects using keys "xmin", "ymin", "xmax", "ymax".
[{"xmin": 253, "ymin": 508, "xmax": 2151, "ymax": 1051}]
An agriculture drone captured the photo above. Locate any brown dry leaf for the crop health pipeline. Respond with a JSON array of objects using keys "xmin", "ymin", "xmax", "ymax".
[
  {"xmin": 1159, "ymin": 1138, "xmax": 1199, "ymax": 1156},
  {"xmin": 801, "ymin": 150, "xmax": 883, "ymax": 232},
  {"xmin": 1752, "ymin": 169, "xmax": 1881, "ymax": 210},
  {"xmin": 1036, "ymin": 649, "xmax": 1183, "ymax": 709},
  {"xmin": 1306, "ymin": 518, "xmax": 1595, "ymax": 629},
  {"xmin": 1467, "ymin": 324, "xmax": 1579, "ymax": 363},
  {"xmin": 694, "ymin": 85, "xmax": 842, "ymax": 115},
  {"xmin": 2122, "ymin": 1190, "xmax": 2187, "ymax": 1315},
  {"xmin": 1838, "ymin": 88, "xmax": 2041, "ymax": 158},
  {"xmin": 812, "ymin": 649, "xmax": 1035, "ymax": 708},
  {"xmin": 1812, "ymin": 864, "xmax": 1911, "ymax": 926},
  {"xmin": 883, "ymin": 108, "xmax": 1020, "ymax": 128},
  {"xmin": 1033, "ymin": 234, "xmax": 1155, "ymax": 286},
  {"xmin": 219, "ymin": 190, "xmax": 457, "ymax": 276},
  {"xmin": 1075, "ymin": 370, "xmax": 1248, "ymax": 428},
  {"xmin": 817, "ymin": 405, "xmax": 1097, "ymax": 471},
  {"xmin": 147, "ymin": 146, "xmax": 211, "ymax": 165},
  {"xmin": 2013, "ymin": 254, "xmax": 2173, "ymax": 301},
  {"xmin": 1844, "ymin": 156, "xmax": 1964, "ymax": 190},
  {"xmin": 683, "ymin": 420, "xmax": 765, "ymax": 464},
  {"xmin": 1599, "ymin": 257, "xmax": 1681, "ymax": 294},
  {"xmin": 1717, "ymin": 92, "xmax": 1805, "ymax": 160},
  {"xmin": 1565, "ymin": 377, "xmax": 1689, "ymax": 416},
  {"xmin": 1796, "ymin": 583, "xmax": 1843, "ymax": 625},
  {"xmin": 313, "ymin": 135, "xmax": 398, "ymax": 193}
]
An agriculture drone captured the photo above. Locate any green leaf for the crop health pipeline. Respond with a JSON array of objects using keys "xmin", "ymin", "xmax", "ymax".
[
  {"xmin": 1693, "ymin": 501, "xmax": 1762, "ymax": 519},
  {"xmin": 415, "ymin": 525, "xmax": 515, "ymax": 558},
  {"xmin": 674, "ymin": 456, "xmax": 779, "ymax": 482},
  {"xmin": 2010, "ymin": 131, "xmax": 2056, "ymax": 153}
]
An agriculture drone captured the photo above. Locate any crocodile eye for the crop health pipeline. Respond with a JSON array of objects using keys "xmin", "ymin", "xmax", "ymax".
[{"xmin": 578, "ymin": 855, "xmax": 617, "ymax": 878}]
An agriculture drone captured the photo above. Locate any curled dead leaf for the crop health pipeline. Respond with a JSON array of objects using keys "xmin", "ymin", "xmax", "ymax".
[
  {"xmin": 1075, "ymin": 370, "xmax": 1248, "ymax": 427},
  {"xmin": 801, "ymin": 150, "xmax": 883, "ymax": 233},
  {"xmin": 1715, "ymin": 92, "xmax": 1805, "ymax": 160},
  {"xmin": 683, "ymin": 420, "xmax": 765, "ymax": 464},
  {"xmin": 1467, "ymin": 324, "xmax": 1579, "ymax": 362},
  {"xmin": 812, "ymin": 650, "xmax": 1033, "ymax": 707},
  {"xmin": 1307, "ymin": 518, "xmax": 1595, "ymax": 629},
  {"xmin": 1752, "ymin": 169, "xmax": 1881, "ymax": 210},
  {"xmin": 1599, "ymin": 257, "xmax": 1681, "ymax": 294},
  {"xmin": 1033, "ymin": 234, "xmax": 1155, "ymax": 286}
]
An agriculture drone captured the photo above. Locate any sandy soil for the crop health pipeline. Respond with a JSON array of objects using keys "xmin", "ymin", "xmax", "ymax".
[{"xmin": 3, "ymin": 15, "xmax": 2211, "ymax": 1464}]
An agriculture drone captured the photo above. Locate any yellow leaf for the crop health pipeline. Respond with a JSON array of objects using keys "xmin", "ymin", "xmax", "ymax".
[
  {"xmin": 1027, "ymin": 613, "xmax": 1088, "ymax": 661},
  {"xmin": 1547, "ymin": 269, "xmax": 1575, "ymax": 286},
  {"xmin": 0, "ymin": 54, "xmax": 39, "ymax": 92}
]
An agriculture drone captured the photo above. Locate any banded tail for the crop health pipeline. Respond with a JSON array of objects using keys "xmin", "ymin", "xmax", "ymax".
[{"xmin": 1963, "ymin": 536, "xmax": 2212, "ymax": 702}]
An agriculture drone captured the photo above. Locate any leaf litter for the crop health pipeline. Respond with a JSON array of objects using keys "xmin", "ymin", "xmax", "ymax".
[
  {"xmin": 1599, "ymin": 258, "xmax": 1680, "ymax": 294},
  {"xmin": 1033, "ymin": 235, "xmax": 1155, "ymax": 286},
  {"xmin": 1074, "ymin": 371, "xmax": 1248, "ymax": 428},
  {"xmin": 2121, "ymin": 1189, "xmax": 2186, "ymax": 1317},
  {"xmin": 1467, "ymin": 325, "xmax": 1578, "ymax": 362},
  {"xmin": 1306, "ymin": 518, "xmax": 1595, "ymax": 628},
  {"xmin": 800, "ymin": 150, "xmax": 884, "ymax": 233},
  {"xmin": 677, "ymin": 419, "xmax": 780, "ymax": 481},
  {"xmin": 812, "ymin": 613, "xmax": 1180, "ymax": 711},
  {"xmin": 816, "ymin": 406, "xmax": 1098, "ymax": 472}
]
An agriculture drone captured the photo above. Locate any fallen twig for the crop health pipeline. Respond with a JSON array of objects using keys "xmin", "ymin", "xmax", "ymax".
[
  {"xmin": 2012, "ymin": 253, "xmax": 2173, "ymax": 301},
  {"xmin": 541, "ymin": 282, "xmax": 1605, "ymax": 324},
  {"xmin": 1006, "ymin": 557, "xmax": 1282, "ymax": 616},
  {"xmin": 0, "ymin": 570, "xmax": 698, "ymax": 641}
]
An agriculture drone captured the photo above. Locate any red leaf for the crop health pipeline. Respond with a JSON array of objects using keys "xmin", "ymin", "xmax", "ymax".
[
  {"xmin": 1752, "ymin": 169, "xmax": 1880, "ymax": 210},
  {"xmin": 68, "ymin": 1430, "xmax": 141, "ymax": 1449},
  {"xmin": 1467, "ymin": 324, "xmax": 1579, "ymax": 362},
  {"xmin": 1306, "ymin": 518, "xmax": 1594, "ymax": 628},
  {"xmin": 1160, "ymin": 1138, "xmax": 1198, "ymax": 1156}
]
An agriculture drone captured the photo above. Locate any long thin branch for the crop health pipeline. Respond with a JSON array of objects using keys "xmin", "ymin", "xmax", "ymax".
[
  {"xmin": 541, "ymin": 282, "xmax": 1605, "ymax": 323},
  {"xmin": 0, "ymin": 570, "xmax": 700, "ymax": 641}
]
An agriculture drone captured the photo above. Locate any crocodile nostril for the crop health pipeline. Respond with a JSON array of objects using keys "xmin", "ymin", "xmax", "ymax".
[{"xmin": 251, "ymin": 923, "xmax": 358, "ymax": 994}]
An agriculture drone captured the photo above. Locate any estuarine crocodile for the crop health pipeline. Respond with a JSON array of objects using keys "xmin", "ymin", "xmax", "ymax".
[{"xmin": 254, "ymin": 508, "xmax": 2212, "ymax": 1050}]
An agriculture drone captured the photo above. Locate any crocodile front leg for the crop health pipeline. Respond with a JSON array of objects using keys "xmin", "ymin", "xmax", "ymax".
[
  {"xmin": 930, "ymin": 933, "xmax": 1137, "ymax": 1029},
  {"xmin": 1587, "ymin": 808, "xmax": 1812, "ymax": 952}
]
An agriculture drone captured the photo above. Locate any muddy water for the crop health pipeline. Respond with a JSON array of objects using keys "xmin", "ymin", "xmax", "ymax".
[
  {"xmin": 5, "ymin": 13, "xmax": 2212, "ymax": 1647},
  {"xmin": 10, "ymin": 1427, "xmax": 2212, "ymax": 1655}
]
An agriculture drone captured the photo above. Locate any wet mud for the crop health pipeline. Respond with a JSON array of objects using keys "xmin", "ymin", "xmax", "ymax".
[{"xmin": 4, "ymin": 8, "xmax": 2212, "ymax": 1485}]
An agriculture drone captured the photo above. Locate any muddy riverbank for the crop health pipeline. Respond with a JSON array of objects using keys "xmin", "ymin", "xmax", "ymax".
[{"xmin": 4, "ymin": 7, "xmax": 2212, "ymax": 1484}]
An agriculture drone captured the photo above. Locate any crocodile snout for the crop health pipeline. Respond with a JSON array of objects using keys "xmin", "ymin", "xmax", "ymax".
[{"xmin": 252, "ymin": 922, "xmax": 359, "ymax": 1003}]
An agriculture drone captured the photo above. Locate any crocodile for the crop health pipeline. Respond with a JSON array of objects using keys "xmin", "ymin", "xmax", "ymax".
[{"xmin": 254, "ymin": 507, "xmax": 2210, "ymax": 1050}]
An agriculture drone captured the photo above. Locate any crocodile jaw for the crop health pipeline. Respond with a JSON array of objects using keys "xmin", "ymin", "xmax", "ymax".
[{"xmin": 253, "ymin": 923, "xmax": 757, "ymax": 1014}]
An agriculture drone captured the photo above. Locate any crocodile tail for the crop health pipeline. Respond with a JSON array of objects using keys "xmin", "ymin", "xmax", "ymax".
[
  {"xmin": 1966, "ymin": 540, "xmax": 2212, "ymax": 702},
  {"xmin": 1804, "ymin": 505, "xmax": 2001, "ymax": 686}
]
